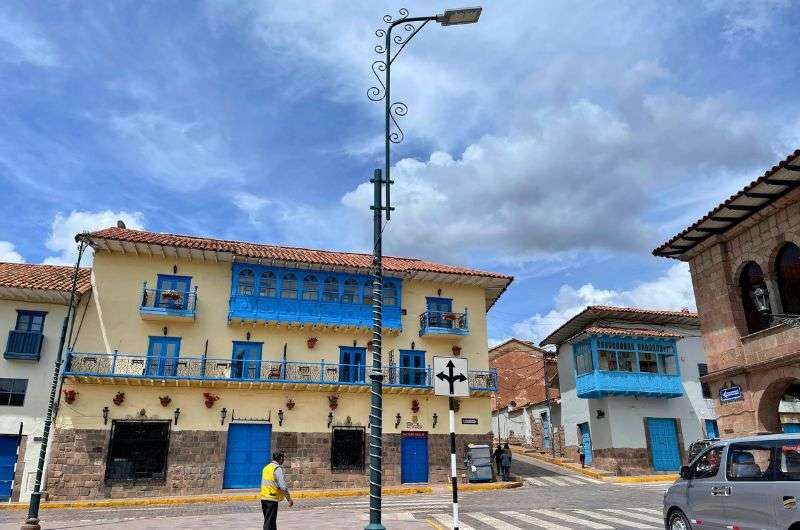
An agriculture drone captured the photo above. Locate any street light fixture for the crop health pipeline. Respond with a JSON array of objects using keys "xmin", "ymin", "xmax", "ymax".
[
  {"xmin": 365, "ymin": 7, "xmax": 481, "ymax": 530},
  {"xmin": 751, "ymin": 286, "xmax": 800, "ymax": 327}
]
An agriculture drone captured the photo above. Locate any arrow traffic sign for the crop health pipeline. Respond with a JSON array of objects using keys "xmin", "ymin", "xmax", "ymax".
[{"xmin": 433, "ymin": 356, "xmax": 469, "ymax": 397}]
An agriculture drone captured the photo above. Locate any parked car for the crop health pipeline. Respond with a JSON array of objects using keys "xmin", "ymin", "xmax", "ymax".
[{"xmin": 664, "ymin": 433, "xmax": 800, "ymax": 530}]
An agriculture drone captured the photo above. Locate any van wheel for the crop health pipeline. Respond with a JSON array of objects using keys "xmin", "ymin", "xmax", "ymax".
[{"xmin": 668, "ymin": 510, "xmax": 691, "ymax": 530}]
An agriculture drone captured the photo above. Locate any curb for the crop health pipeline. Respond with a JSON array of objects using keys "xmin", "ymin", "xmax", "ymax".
[
  {"xmin": 426, "ymin": 518, "xmax": 445, "ymax": 530},
  {"xmin": 522, "ymin": 453, "xmax": 605, "ymax": 480},
  {"xmin": 448, "ymin": 480, "xmax": 522, "ymax": 491},
  {"xmin": 613, "ymin": 474, "xmax": 678, "ymax": 483},
  {"xmin": 0, "ymin": 486, "xmax": 433, "ymax": 511}
]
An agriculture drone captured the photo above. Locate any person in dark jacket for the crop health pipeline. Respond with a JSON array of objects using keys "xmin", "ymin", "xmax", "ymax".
[
  {"xmin": 492, "ymin": 444, "xmax": 503, "ymax": 477},
  {"xmin": 500, "ymin": 443, "xmax": 512, "ymax": 481}
]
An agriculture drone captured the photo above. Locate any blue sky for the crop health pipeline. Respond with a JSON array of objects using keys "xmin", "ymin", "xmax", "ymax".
[{"xmin": 1, "ymin": 1, "xmax": 798, "ymax": 343}]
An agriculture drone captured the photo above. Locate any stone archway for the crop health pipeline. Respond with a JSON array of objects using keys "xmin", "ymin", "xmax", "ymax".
[{"xmin": 757, "ymin": 377, "xmax": 800, "ymax": 433}]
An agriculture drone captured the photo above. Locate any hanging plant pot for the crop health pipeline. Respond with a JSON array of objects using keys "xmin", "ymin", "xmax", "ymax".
[
  {"xmin": 452, "ymin": 399, "xmax": 461, "ymax": 412},
  {"xmin": 411, "ymin": 399, "xmax": 420, "ymax": 413},
  {"xmin": 203, "ymin": 392, "xmax": 220, "ymax": 408},
  {"xmin": 307, "ymin": 337, "xmax": 318, "ymax": 349},
  {"xmin": 159, "ymin": 395, "xmax": 172, "ymax": 407},
  {"xmin": 286, "ymin": 398, "xmax": 295, "ymax": 410},
  {"xmin": 63, "ymin": 389, "xmax": 78, "ymax": 404},
  {"xmin": 112, "ymin": 391, "xmax": 125, "ymax": 406},
  {"xmin": 328, "ymin": 395, "xmax": 339, "ymax": 410},
  {"xmin": 452, "ymin": 346, "xmax": 462, "ymax": 356}
]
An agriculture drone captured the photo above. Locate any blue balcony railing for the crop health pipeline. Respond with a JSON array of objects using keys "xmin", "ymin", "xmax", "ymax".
[
  {"xmin": 139, "ymin": 285, "xmax": 197, "ymax": 320},
  {"xmin": 576, "ymin": 370, "xmax": 683, "ymax": 399},
  {"xmin": 64, "ymin": 351, "xmax": 497, "ymax": 392},
  {"xmin": 418, "ymin": 309, "xmax": 469, "ymax": 337},
  {"xmin": 4, "ymin": 330, "xmax": 43, "ymax": 361},
  {"xmin": 228, "ymin": 295, "xmax": 402, "ymax": 330}
]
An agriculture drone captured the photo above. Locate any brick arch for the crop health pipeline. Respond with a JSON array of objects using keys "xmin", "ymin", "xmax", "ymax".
[
  {"xmin": 766, "ymin": 236, "xmax": 800, "ymax": 276},
  {"xmin": 732, "ymin": 254, "xmax": 769, "ymax": 283},
  {"xmin": 753, "ymin": 369, "xmax": 800, "ymax": 433},
  {"xmin": 732, "ymin": 259, "xmax": 773, "ymax": 336}
]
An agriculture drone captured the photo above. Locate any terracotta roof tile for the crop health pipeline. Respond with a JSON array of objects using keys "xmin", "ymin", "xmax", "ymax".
[
  {"xmin": 587, "ymin": 305, "xmax": 698, "ymax": 319},
  {"xmin": 582, "ymin": 326, "xmax": 683, "ymax": 339},
  {"xmin": 88, "ymin": 227, "xmax": 512, "ymax": 281},
  {"xmin": 0, "ymin": 262, "xmax": 91, "ymax": 295}
]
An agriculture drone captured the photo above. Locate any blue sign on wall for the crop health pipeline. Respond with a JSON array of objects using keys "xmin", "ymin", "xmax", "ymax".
[{"xmin": 720, "ymin": 385, "xmax": 743, "ymax": 404}]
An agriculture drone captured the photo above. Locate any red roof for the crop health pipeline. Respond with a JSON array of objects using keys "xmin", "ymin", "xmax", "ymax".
[
  {"xmin": 0, "ymin": 262, "xmax": 91, "ymax": 295},
  {"xmin": 88, "ymin": 227, "xmax": 512, "ymax": 281},
  {"xmin": 582, "ymin": 326, "xmax": 683, "ymax": 339},
  {"xmin": 587, "ymin": 305, "xmax": 698, "ymax": 319}
]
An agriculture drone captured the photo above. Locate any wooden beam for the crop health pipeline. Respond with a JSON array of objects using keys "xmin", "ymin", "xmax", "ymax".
[
  {"xmin": 785, "ymin": 165, "xmax": 800, "ymax": 172},
  {"xmin": 694, "ymin": 226, "xmax": 729, "ymax": 234},
  {"xmin": 725, "ymin": 204, "xmax": 762, "ymax": 211},
  {"xmin": 743, "ymin": 192, "xmax": 775, "ymax": 199},
  {"xmin": 709, "ymin": 216, "xmax": 740, "ymax": 222},
  {"xmin": 763, "ymin": 178, "xmax": 799, "ymax": 186}
]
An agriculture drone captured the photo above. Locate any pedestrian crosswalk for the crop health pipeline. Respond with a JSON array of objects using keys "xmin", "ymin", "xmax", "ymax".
[
  {"xmin": 323, "ymin": 492, "xmax": 474, "ymax": 512},
  {"xmin": 424, "ymin": 507, "xmax": 664, "ymax": 530},
  {"xmin": 524, "ymin": 474, "xmax": 604, "ymax": 487}
]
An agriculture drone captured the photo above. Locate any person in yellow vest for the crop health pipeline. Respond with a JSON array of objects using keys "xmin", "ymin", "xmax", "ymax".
[{"xmin": 261, "ymin": 451, "xmax": 293, "ymax": 530}]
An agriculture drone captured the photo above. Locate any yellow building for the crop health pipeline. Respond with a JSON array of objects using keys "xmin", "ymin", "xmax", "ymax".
[{"xmin": 46, "ymin": 227, "xmax": 511, "ymax": 500}]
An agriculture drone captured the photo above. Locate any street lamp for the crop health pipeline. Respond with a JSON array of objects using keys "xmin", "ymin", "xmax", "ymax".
[
  {"xmin": 365, "ymin": 7, "xmax": 481, "ymax": 530},
  {"xmin": 751, "ymin": 286, "xmax": 800, "ymax": 327}
]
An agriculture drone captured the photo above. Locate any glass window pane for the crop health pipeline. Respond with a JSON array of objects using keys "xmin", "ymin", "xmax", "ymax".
[
  {"xmin": 237, "ymin": 269, "xmax": 255, "ymax": 295},
  {"xmin": 639, "ymin": 352, "xmax": 658, "ymax": 373},
  {"xmin": 343, "ymin": 279, "xmax": 358, "ymax": 304},
  {"xmin": 777, "ymin": 243, "xmax": 800, "ymax": 314},
  {"xmin": 259, "ymin": 272, "xmax": 276, "ymax": 297},
  {"xmin": 323, "ymin": 277, "xmax": 339, "ymax": 302},
  {"xmin": 9, "ymin": 392, "xmax": 24, "ymax": 406},
  {"xmin": 727, "ymin": 443, "xmax": 774, "ymax": 481},
  {"xmin": 618, "ymin": 352, "xmax": 635, "ymax": 372},
  {"xmin": 303, "ymin": 275, "xmax": 319, "ymax": 301},
  {"xmin": 661, "ymin": 355, "xmax": 678, "ymax": 375},
  {"xmin": 692, "ymin": 447, "xmax": 723, "ymax": 479},
  {"xmin": 281, "ymin": 274, "xmax": 297, "ymax": 299},
  {"xmin": 16, "ymin": 314, "xmax": 30, "ymax": 332},
  {"xmin": 599, "ymin": 350, "xmax": 618, "ymax": 371},
  {"xmin": 383, "ymin": 282, "xmax": 397, "ymax": 306},
  {"xmin": 362, "ymin": 280, "xmax": 373, "ymax": 305},
  {"xmin": 778, "ymin": 443, "xmax": 800, "ymax": 481}
]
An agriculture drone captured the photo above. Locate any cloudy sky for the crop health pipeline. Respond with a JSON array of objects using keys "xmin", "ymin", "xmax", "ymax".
[{"xmin": 1, "ymin": 1, "xmax": 798, "ymax": 344}]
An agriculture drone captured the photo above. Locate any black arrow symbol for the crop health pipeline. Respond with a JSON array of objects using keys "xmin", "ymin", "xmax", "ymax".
[{"xmin": 436, "ymin": 360, "xmax": 467, "ymax": 394}]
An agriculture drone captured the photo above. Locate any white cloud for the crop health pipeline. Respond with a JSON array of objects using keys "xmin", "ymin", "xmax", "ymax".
[
  {"xmin": 231, "ymin": 192, "xmax": 271, "ymax": 225},
  {"xmin": 511, "ymin": 263, "xmax": 695, "ymax": 345},
  {"xmin": 43, "ymin": 210, "xmax": 145, "ymax": 265},
  {"xmin": 0, "ymin": 11, "xmax": 58, "ymax": 67},
  {"xmin": 0, "ymin": 241, "xmax": 24, "ymax": 263}
]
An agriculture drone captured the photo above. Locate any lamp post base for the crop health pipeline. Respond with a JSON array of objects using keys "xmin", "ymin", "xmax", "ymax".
[
  {"xmin": 364, "ymin": 524, "xmax": 387, "ymax": 530},
  {"xmin": 21, "ymin": 519, "xmax": 41, "ymax": 530}
]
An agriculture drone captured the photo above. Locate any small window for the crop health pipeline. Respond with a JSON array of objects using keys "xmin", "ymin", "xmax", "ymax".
[
  {"xmin": 303, "ymin": 275, "xmax": 319, "ymax": 301},
  {"xmin": 237, "ymin": 269, "xmax": 255, "ymax": 296},
  {"xmin": 15, "ymin": 311, "xmax": 46, "ymax": 333},
  {"xmin": 660, "ymin": 354, "xmax": 678, "ymax": 375},
  {"xmin": 692, "ymin": 446, "xmax": 723, "ymax": 480},
  {"xmin": 362, "ymin": 280, "xmax": 373, "ymax": 305},
  {"xmin": 598, "ymin": 350, "xmax": 618, "ymax": 371},
  {"xmin": 776, "ymin": 443, "xmax": 800, "ymax": 481},
  {"xmin": 281, "ymin": 273, "xmax": 298, "ymax": 299},
  {"xmin": 574, "ymin": 342, "xmax": 593, "ymax": 375},
  {"xmin": 383, "ymin": 281, "xmax": 397, "ymax": 306},
  {"xmin": 698, "ymin": 363, "xmax": 711, "ymax": 398},
  {"xmin": 331, "ymin": 427, "xmax": 365, "ymax": 471},
  {"xmin": 323, "ymin": 277, "xmax": 339, "ymax": 302},
  {"xmin": 618, "ymin": 351, "xmax": 635, "ymax": 372},
  {"xmin": 0, "ymin": 378, "xmax": 27, "ymax": 406},
  {"xmin": 727, "ymin": 442, "xmax": 774, "ymax": 481},
  {"xmin": 106, "ymin": 421, "xmax": 170, "ymax": 481},
  {"xmin": 639, "ymin": 352, "xmax": 658, "ymax": 373},
  {"xmin": 259, "ymin": 271, "xmax": 276, "ymax": 297},
  {"xmin": 342, "ymin": 279, "xmax": 358, "ymax": 304}
]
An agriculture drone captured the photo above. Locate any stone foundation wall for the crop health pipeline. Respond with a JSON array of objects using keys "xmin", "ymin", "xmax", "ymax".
[
  {"xmin": 591, "ymin": 448, "xmax": 650, "ymax": 476},
  {"xmin": 46, "ymin": 428, "xmax": 492, "ymax": 500},
  {"xmin": 11, "ymin": 434, "xmax": 27, "ymax": 502}
]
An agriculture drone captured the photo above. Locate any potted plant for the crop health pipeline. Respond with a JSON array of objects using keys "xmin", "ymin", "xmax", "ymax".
[
  {"xmin": 159, "ymin": 395, "xmax": 172, "ymax": 407},
  {"xmin": 411, "ymin": 399, "xmax": 420, "ymax": 413},
  {"xmin": 306, "ymin": 337, "xmax": 318, "ymax": 349},
  {"xmin": 452, "ymin": 399, "xmax": 461, "ymax": 412},
  {"xmin": 328, "ymin": 395, "xmax": 338, "ymax": 411},
  {"xmin": 161, "ymin": 289, "xmax": 181, "ymax": 301},
  {"xmin": 452, "ymin": 346, "xmax": 462, "ymax": 356},
  {"xmin": 203, "ymin": 392, "xmax": 220, "ymax": 408},
  {"xmin": 63, "ymin": 389, "xmax": 78, "ymax": 404},
  {"xmin": 112, "ymin": 391, "xmax": 125, "ymax": 406},
  {"xmin": 286, "ymin": 398, "xmax": 295, "ymax": 410},
  {"xmin": 367, "ymin": 340, "xmax": 373, "ymax": 352}
]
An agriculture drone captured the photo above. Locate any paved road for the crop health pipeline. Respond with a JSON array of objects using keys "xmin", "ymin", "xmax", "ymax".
[{"xmin": 0, "ymin": 456, "xmax": 670, "ymax": 529}]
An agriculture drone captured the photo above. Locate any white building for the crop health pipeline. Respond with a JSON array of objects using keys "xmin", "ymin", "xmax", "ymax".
[
  {"xmin": 541, "ymin": 306, "xmax": 716, "ymax": 475},
  {"xmin": 0, "ymin": 263, "xmax": 91, "ymax": 501}
]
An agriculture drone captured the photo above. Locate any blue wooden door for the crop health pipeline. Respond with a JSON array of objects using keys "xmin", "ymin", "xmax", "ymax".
[
  {"xmin": 647, "ymin": 418, "xmax": 681, "ymax": 471},
  {"xmin": 401, "ymin": 433, "xmax": 429, "ymax": 483},
  {"xmin": 223, "ymin": 424, "xmax": 272, "ymax": 489},
  {"xmin": 146, "ymin": 337, "xmax": 180, "ymax": 377},
  {"xmin": 578, "ymin": 422, "xmax": 592, "ymax": 465},
  {"xmin": 232, "ymin": 342, "xmax": 262, "ymax": 380},
  {"xmin": 541, "ymin": 413, "xmax": 551, "ymax": 449},
  {"xmin": 426, "ymin": 297, "xmax": 452, "ymax": 328},
  {"xmin": 705, "ymin": 419, "xmax": 720, "ymax": 439},
  {"xmin": 156, "ymin": 275, "xmax": 191, "ymax": 309},
  {"xmin": 0, "ymin": 435, "xmax": 17, "ymax": 501},
  {"xmin": 400, "ymin": 350, "xmax": 425, "ymax": 386},
  {"xmin": 339, "ymin": 347, "xmax": 366, "ymax": 383}
]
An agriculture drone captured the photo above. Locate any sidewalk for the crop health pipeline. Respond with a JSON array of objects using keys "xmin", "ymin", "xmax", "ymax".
[{"xmin": 517, "ymin": 450, "xmax": 678, "ymax": 483}]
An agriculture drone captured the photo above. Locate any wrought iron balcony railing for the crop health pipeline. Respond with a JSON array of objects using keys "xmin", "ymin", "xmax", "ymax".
[
  {"xmin": 418, "ymin": 309, "xmax": 469, "ymax": 337},
  {"xmin": 139, "ymin": 285, "xmax": 197, "ymax": 320},
  {"xmin": 64, "ymin": 351, "xmax": 497, "ymax": 392},
  {"xmin": 4, "ymin": 330, "xmax": 44, "ymax": 361}
]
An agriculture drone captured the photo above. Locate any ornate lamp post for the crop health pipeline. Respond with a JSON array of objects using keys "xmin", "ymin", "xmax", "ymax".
[
  {"xmin": 752, "ymin": 286, "xmax": 800, "ymax": 327},
  {"xmin": 365, "ymin": 7, "xmax": 481, "ymax": 530}
]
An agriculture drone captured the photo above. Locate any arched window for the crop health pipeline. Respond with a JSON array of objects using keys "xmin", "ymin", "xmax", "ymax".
[
  {"xmin": 776, "ymin": 243, "xmax": 800, "ymax": 314},
  {"xmin": 343, "ymin": 278, "xmax": 358, "ymax": 304},
  {"xmin": 739, "ymin": 261, "xmax": 771, "ymax": 334},
  {"xmin": 362, "ymin": 279, "xmax": 373, "ymax": 305},
  {"xmin": 383, "ymin": 281, "xmax": 397, "ymax": 306},
  {"xmin": 259, "ymin": 271, "xmax": 276, "ymax": 297},
  {"xmin": 281, "ymin": 273, "xmax": 298, "ymax": 299},
  {"xmin": 237, "ymin": 269, "xmax": 255, "ymax": 295},
  {"xmin": 323, "ymin": 277, "xmax": 339, "ymax": 302},
  {"xmin": 303, "ymin": 275, "xmax": 319, "ymax": 301}
]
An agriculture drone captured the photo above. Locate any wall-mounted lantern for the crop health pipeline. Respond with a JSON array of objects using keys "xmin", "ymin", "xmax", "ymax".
[
  {"xmin": 327, "ymin": 411, "xmax": 334, "ymax": 428},
  {"xmin": 432, "ymin": 412, "xmax": 438, "ymax": 429},
  {"xmin": 174, "ymin": 408, "xmax": 181, "ymax": 426},
  {"xmin": 102, "ymin": 406, "xmax": 109, "ymax": 425},
  {"xmin": 395, "ymin": 413, "xmax": 401, "ymax": 428},
  {"xmin": 596, "ymin": 409, "xmax": 605, "ymax": 419},
  {"xmin": 220, "ymin": 407, "xmax": 228, "ymax": 426},
  {"xmin": 278, "ymin": 409, "xmax": 284, "ymax": 427}
]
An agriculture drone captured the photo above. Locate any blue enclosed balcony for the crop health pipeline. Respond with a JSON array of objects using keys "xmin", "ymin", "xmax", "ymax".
[
  {"xmin": 4, "ymin": 330, "xmax": 43, "ymax": 361},
  {"xmin": 64, "ymin": 351, "xmax": 497, "ymax": 395},
  {"xmin": 227, "ymin": 264, "xmax": 402, "ymax": 331},
  {"xmin": 418, "ymin": 309, "xmax": 469, "ymax": 338},
  {"xmin": 139, "ymin": 284, "xmax": 198, "ymax": 322},
  {"xmin": 572, "ymin": 335, "xmax": 684, "ymax": 399}
]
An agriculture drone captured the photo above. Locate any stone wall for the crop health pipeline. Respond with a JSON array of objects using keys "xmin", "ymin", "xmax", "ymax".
[
  {"xmin": 45, "ymin": 428, "xmax": 492, "ymax": 500},
  {"xmin": 11, "ymin": 434, "xmax": 26, "ymax": 502},
  {"xmin": 591, "ymin": 448, "xmax": 650, "ymax": 476}
]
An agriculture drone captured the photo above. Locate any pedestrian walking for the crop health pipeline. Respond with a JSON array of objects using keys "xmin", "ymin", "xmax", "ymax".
[
  {"xmin": 492, "ymin": 443, "xmax": 503, "ymax": 478},
  {"xmin": 578, "ymin": 443, "xmax": 586, "ymax": 468},
  {"xmin": 500, "ymin": 443, "xmax": 512, "ymax": 481},
  {"xmin": 261, "ymin": 451, "xmax": 293, "ymax": 530}
]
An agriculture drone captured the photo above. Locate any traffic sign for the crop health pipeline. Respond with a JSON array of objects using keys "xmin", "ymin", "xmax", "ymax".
[{"xmin": 433, "ymin": 356, "xmax": 469, "ymax": 397}]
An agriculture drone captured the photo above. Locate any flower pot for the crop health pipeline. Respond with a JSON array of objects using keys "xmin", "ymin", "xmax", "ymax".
[
  {"xmin": 205, "ymin": 401, "xmax": 215, "ymax": 408},
  {"xmin": 159, "ymin": 396, "xmax": 172, "ymax": 407},
  {"xmin": 452, "ymin": 346, "xmax": 462, "ymax": 356},
  {"xmin": 286, "ymin": 400, "xmax": 295, "ymax": 410},
  {"xmin": 307, "ymin": 338, "xmax": 318, "ymax": 349},
  {"xmin": 113, "ymin": 392, "xmax": 125, "ymax": 406}
]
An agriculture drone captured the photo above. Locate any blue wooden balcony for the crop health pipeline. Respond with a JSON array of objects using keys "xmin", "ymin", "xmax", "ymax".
[
  {"xmin": 418, "ymin": 309, "xmax": 469, "ymax": 338},
  {"xmin": 64, "ymin": 351, "xmax": 496, "ymax": 394},
  {"xmin": 4, "ymin": 330, "xmax": 43, "ymax": 361},
  {"xmin": 139, "ymin": 284, "xmax": 197, "ymax": 322},
  {"xmin": 576, "ymin": 370, "xmax": 683, "ymax": 399}
]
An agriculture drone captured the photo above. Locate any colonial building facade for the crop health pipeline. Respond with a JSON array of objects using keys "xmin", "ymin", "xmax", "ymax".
[
  {"xmin": 0, "ymin": 262, "xmax": 92, "ymax": 502},
  {"xmin": 542, "ymin": 306, "xmax": 715, "ymax": 475},
  {"xmin": 489, "ymin": 339, "xmax": 562, "ymax": 455},
  {"xmin": 45, "ymin": 227, "xmax": 510, "ymax": 500},
  {"xmin": 654, "ymin": 148, "xmax": 800, "ymax": 438}
]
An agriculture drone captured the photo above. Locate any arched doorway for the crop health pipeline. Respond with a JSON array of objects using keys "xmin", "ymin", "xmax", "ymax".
[{"xmin": 757, "ymin": 378, "xmax": 800, "ymax": 433}]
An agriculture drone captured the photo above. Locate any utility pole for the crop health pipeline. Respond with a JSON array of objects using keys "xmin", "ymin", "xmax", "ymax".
[{"xmin": 543, "ymin": 351, "xmax": 555, "ymax": 458}]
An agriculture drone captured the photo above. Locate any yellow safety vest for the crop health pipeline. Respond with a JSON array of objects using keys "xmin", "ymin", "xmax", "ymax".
[{"xmin": 261, "ymin": 462, "xmax": 285, "ymax": 501}]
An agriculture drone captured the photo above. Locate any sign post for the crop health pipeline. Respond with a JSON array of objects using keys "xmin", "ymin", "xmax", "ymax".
[{"xmin": 434, "ymin": 356, "xmax": 469, "ymax": 530}]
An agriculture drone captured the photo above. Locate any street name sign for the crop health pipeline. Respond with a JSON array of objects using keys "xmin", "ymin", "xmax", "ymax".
[
  {"xmin": 433, "ymin": 356, "xmax": 469, "ymax": 397},
  {"xmin": 720, "ymin": 385, "xmax": 743, "ymax": 404}
]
